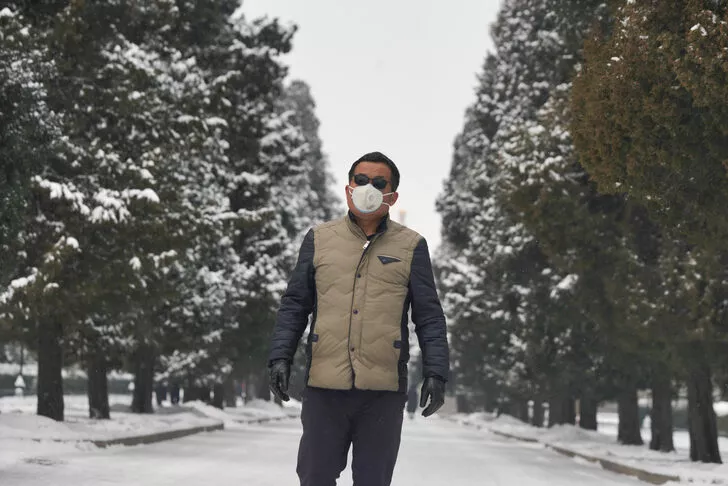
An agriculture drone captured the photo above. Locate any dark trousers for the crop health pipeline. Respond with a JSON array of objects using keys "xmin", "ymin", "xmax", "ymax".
[{"xmin": 297, "ymin": 387, "xmax": 406, "ymax": 486}]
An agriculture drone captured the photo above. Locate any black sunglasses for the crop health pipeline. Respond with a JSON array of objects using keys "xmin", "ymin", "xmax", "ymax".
[{"xmin": 353, "ymin": 173, "xmax": 389, "ymax": 190}]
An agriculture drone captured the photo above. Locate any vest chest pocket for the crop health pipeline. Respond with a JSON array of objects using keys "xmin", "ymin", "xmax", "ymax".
[{"xmin": 367, "ymin": 254, "xmax": 409, "ymax": 287}]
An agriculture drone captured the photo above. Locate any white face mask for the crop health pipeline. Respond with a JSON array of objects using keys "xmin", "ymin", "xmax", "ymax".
[{"xmin": 348, "ymin": 184, "xmax": 393, "ymax": 214}]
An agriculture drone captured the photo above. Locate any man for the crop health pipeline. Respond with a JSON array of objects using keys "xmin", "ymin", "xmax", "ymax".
[{"xmin": 268, "ymin": 152, "xmax": 450, "ymax": 486}]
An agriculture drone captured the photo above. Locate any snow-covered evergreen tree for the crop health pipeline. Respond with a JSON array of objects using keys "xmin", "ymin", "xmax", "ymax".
[
  {"xmin": 0, "ymin": 0, "xmax": 336, "ymax": 416},
  {"xmin": 437, "ymin": 0, "xmax": 610, "ymax": 420},
  {"xmin": 572, "ymin": 0, "xmax": 728, "ymax": 462},
  {"xmin": 0, "ymin": 6, "xmax": 60, "ymax": 292},
  {"xmin": 282, "ymin": 80, "xmax": 342, "ymax": 223}
]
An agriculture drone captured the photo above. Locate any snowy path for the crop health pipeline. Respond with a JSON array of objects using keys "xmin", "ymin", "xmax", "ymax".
[{"xmin": 1, "ymin": 417, "xmax": 639, "ymax": 485}]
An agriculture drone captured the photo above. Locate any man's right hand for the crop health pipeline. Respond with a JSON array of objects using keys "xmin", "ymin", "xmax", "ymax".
[{"xmin": 269, "ymin": 359, "xmax": 291, "ymax": 402}]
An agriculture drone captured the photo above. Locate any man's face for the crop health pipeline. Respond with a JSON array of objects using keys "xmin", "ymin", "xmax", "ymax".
[{"xmin": 345, "ymin": 161, "xmax": 399, "ymax": 220}]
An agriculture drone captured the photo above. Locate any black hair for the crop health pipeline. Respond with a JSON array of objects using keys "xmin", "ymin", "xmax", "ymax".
[{"xmin": 348, "ymin": 151, "xmax": 400, "ymax": 191}]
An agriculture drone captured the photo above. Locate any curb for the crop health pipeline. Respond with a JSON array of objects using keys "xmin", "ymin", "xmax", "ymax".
[
  {"xmin": 35, "ymin": 421, "xmax": 225, "ymax": 449},
  {"xmin": 486, "ymin": 429, "xmax": 680, "ymax": 485},
  {"xmin": 93, "ymin": 422, "xmax": 225, "ymax": 448},
  {"xmin": 486, "ymin": 429, "xmax": 538, "ymax": 443},
  {"xmin": 234, "ymin": 413, "xmax": 299, "ymax": 425}
]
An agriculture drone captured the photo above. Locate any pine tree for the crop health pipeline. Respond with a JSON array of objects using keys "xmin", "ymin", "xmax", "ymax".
[
  {"xmin": 572, "ymin": 0, "xmax": 728, "ymax": 462},
  {"xmin": 282, "ymin": 80, "xmax": 341, "ymax": 223},
  {"xmin": 1, "ymin": 0, "xmax": 337, "ymax": 416},
  {"xmin": 152, "ymin": 5, "xmax": 332, "ymax": 404},
  {"xmin": 437, "ymin": 0, "xmax": 609, "ymax": 421},
  {"xmin": 0, "ymin": 4, "xmax": 75, "ymax": 421},
  {"xmin": 572, "ymin": 0, "xmax": 728, "ymax": 248},
  {"xmin": 0, "ymin": 4, "xmax": 60, "ymax": 323}
]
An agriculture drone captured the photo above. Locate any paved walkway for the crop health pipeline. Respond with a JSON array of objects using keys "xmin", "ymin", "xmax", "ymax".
[{"xmin": 1, "ymin": 417, "xmax": 639, "ymax": 485}]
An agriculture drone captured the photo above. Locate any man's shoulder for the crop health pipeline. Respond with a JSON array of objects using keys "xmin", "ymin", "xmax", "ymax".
[
  {"xmin": 387, "ymin": 219, "xmax": 424, "ymax": 246},
  {"xmin": 310, "ymin": 216, "xmax": 349, "ymax": 244},
  {"xmin": 312, "ymin": 215, "xmax": 347, "ymax": 233}
]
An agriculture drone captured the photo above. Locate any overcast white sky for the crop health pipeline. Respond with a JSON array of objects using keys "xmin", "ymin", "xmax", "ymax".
[{"xmin": 244, "ymin": 0, "xmax": 501, "ymax": 249}]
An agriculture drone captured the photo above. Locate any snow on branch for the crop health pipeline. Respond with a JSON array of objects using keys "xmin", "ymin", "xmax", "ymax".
[
  {"xmin": 0, "ymin": 7, "xmax": 16, "ymax": 18},
  {"xmin": 0, "ymin": 269, "xmax": 39, "ymax": 306},
  {"xmin": 33, "ymin": 177, "xmax": 91, "ymax": 216},
  {"xmin": 550, "ymin": 274, "xmax": 579, "ymax": 299}
]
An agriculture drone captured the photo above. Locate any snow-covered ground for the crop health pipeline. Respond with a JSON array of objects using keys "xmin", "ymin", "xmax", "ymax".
[
  {"xmin": 0, "ymin": 393, "xmax": 299, "ymax": 472},
  {"xmin": 9, "ymin": 393, "xmax": 728, "ymax": 484},
  {"xmin": 183, "ymin": 397, "xmax": 300, "ymax": 426},
  {"xmin": 457, "ymin": 413, "xmax": 728, "ymax": 484},
  {"xmin": 0, "ymin": 394, "xmax": 221, "ymax": 440},
  {"xmin": 597, "ymin": 411, "xmax": 728, "ymax": 452},
  {"xmin": 1, "ymin": 415, "xmax": 641, "ymax": 485}
]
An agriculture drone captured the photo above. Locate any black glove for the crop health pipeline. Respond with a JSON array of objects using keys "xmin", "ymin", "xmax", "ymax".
[
  {"xmin": 269, "ymin": 359, "xmax": 291, "ymax": 402},
  {"xmin": 420, "ymin": 376, "xmax": 446, "ymax": 418}
]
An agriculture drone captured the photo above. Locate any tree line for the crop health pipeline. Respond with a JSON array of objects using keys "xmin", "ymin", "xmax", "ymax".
[
  {"xmin": 0, "ymin": 1, "xmax": 338, "ymax": 421},
  {"xmin": 437, "ymin": 0, "xmax": 728, "ymax": 464}
]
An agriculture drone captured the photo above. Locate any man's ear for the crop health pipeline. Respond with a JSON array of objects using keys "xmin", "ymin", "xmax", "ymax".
[{"xmin": 388, "ymin": 192, "xmax": 399, "ymax": 206}]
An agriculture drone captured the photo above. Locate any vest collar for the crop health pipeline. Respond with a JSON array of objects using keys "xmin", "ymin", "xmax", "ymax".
[{"xmin": 346, "ymin": 211, "xmax": 389, "ymax": 240}]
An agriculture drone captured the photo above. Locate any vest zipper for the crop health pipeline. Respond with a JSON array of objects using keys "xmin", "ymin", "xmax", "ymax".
[{"xmin": 347, "ymin": 232, "xmax": 381, "ymax": 389}]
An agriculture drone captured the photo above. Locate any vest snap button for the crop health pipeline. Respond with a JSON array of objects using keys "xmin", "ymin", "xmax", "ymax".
[
  {"xmin": 350, "ymin": 347, "xmax": 355, "ymax": 352},
  {"xmin": 353, "ymin": 309, "xmax": 358, "ymax": 314}
]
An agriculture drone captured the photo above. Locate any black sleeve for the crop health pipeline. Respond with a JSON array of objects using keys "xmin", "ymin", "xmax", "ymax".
[
  {"xmin": 409, "ymin": 237, "xmax": 450, "ymax": 382},
  {"xmin": 268, "ymin": 229, "xmax": 316, "ymax": 366}
]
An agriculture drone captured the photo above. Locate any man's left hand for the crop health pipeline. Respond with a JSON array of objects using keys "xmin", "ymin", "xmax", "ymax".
[{"xmin": 420, "ymin": 376, "xmax": 446, "ymax": 417}]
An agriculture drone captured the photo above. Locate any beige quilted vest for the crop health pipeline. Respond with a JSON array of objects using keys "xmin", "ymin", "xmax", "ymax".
[{"xmin": 308, "ymin": 215, "xmax": 422, "ymax": 391}]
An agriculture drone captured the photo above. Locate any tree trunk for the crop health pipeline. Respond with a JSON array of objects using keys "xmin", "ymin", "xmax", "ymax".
[
  {"xmin": 183, "ymin": 384, "xmax": 199, "ymax": 403},
  {"xmin": 483, "ymin": 392, "xmax": 498, "ymax": 414},
  {"xmin": 86, "ymin": 349, "xmax": 110, "ymax": 419},
  {"xmin": 131, "ymin": 345, "xmax": 155, "ymax": 414},
  {"xmin": 687, "ymin": 356, "xmax": 722, "ymax": 463},
  {"xmin": 199, "ymin": 385, "xmax": 211, "ymax": 403},
  {"xmin": 496, "ymin": 397, "xmax": 511, "ymax": 417},
  {"xmin": 517, "ymin": 398, "xmax": 529, "ymax": 423},
  {"xmin": 563, "ymin": 396, "xmax": 576, "ymax": 425},
  {"xmin": 224, "ymin": 377, "xmax": 237, "ymax": 408},
  {"xmin": 211, "ymin": 383, "xmax": 224, "ymax": 409},
  {"xmin": 650, "ymin": 373, "xmax": 674, "ymax": 452},
  {"xmin": 548, "ymin": 396, "xmax": 562, "ymax": 427},
  {"xmin": 579, "ymin": 394, "xmax": 598, "ymax": 431},
  {"xmin": 155, "ymin": 381, "xmax": 167, "ymax": 406},
  {"xmin": 170, "ymin": 382, "xmax": 181, "ymax": 405},
  {"xmin": 531, "ymin": 400, "xmax": 544, "ymax": 427},
  {"xmin": 549, "ymin": 394, "xmax": 574, "ymax": 427},
  {"xmin": 37, "ymin": 317, "xmax": 64, "ymax": 421},
  {"xmin": 617, "ymin": 384, "xmax": 643, "ymax": 445},
  {"xmin": 183, "ymin": 374, "xmax": 195, "ymax": 403},
  {"xmin": 456, "ymin": 394, "xmax": 472, "ymax": 414},
  {"xmin": 255, "ymin": 369, "xmax": 270, "ymax": 401}
]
